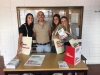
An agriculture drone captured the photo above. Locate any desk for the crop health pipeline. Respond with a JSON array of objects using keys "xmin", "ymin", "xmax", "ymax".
[{"xmin": 3, "ymin": 53, "xmax": 88, "ymax": 75}]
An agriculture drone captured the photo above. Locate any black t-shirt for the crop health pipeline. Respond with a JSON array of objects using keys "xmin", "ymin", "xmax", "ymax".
[{"xmin": 19, "ymin": 23, "xmax": 33, "ymax": 37}]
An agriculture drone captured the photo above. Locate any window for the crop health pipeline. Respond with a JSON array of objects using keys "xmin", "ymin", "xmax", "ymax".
[{"xmin": 17, "ymin": 7, "xmax": 83, "ymax": 39}]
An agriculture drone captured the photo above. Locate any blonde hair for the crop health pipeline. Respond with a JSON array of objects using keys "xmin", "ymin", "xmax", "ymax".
[{"xmin": 61, "ymin": 16, "xmax": 70, "ymax": 32}]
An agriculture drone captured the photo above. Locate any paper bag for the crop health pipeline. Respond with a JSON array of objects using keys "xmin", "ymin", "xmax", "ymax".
[
  {"xmin": 54, "ymin": 39, "xmax": 64, "ymax": 54},
  {"xmin": 21, "ymin": 24, "xmax": 32, "ymax": 55},
  {"xmin": 64, "ymin": 45, "xmax": 81, "ymax": 65},
  {"xmin": 21, "ymin": 36, "xmax": 32, "ymax": 55}
]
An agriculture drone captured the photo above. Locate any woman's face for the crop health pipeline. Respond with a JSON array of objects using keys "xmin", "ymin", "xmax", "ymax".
[
  {"xmin": 53, "ymin": 16, "xmax": 59, "ymax": 25},
  {"xmin": 61, "ymin": 18, "xmax": 68, "ymax": 27},
  {"xmin": 27, "ymin": 15, "xmax": 33, "ymax": 25}
]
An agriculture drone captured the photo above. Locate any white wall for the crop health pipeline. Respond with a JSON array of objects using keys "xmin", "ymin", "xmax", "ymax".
[
  {"xmin": 0, "ymin": 29, "xmax": 1, "ymax": 55},
  {"xmin": 0, "ymin": 0, "xmax": 100, "ymax": 64}
]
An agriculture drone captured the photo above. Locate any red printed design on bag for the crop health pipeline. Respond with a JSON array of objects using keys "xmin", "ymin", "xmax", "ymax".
[
  {"xmin": 66, "ymin": 53, "xmax": 73, "ymax": 58},
  {"xmin": 21, "ymin": 42, "xmax": 29, "ymax": 49},
  {"xmin": 22, "ymin": 46, "xmax": 29, "ymax": 49},
  {"xmin": 56, "ymin": 40, "xmax": 63, "ymax": 47}
]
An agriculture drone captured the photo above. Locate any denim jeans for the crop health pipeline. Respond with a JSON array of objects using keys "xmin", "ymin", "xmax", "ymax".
[
  {"xmin": 36, "ymin": 44, "xmax": 51, "ymax": 52},
  {"xmin": 51, "ymin": 46, "xmax": 56, "ymax": 53}
]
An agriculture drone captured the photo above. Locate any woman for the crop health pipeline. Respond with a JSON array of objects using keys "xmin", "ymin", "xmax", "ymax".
[
  {"xmin": 51, "ymin": 14, "xmax": 65, "ymax": 53},
  {"xmin": 60, "ymin": 16, "xmax": 77, "ymax": 48},
  {"xmin": 17, "ymin": 13, "xmax": 34, "ymax": 54}
]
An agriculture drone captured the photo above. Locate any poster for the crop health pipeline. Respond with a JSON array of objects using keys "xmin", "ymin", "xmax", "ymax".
[
  {"xmin": 71, "ymin": 13, "xmax": 78, "ymax": 23},
  {"xmin": 24, "ymin": 55, "xmax": 45, "ymax": 66}
]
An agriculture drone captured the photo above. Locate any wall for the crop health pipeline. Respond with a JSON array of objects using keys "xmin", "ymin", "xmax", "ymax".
[{"xmin": 0, "ymin": 0, "xmax": 100, "ymax": 64}]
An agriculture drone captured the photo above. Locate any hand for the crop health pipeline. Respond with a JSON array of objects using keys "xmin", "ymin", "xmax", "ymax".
[
  {"xmin": 59, "ymin": 35, "xmax": 67, "ymax": 40},
  {"xmin": 17, "ymin": 48, "xmax": 21, "ymax": 54},
  {"xmin": 59, "ymin": 36, "xmax": 62, "ymax": 40},
  {"xmin": 53, "ymin": 35, "xmax": 58, "ymax": 39},
  {"xmin": 57, "ymin": 42, "xmax": 63, "ymax": 47}
]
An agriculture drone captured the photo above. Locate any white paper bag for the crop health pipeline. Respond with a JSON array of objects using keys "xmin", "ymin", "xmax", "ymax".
[
  {"xmin": 54, "ymin": 39, "xmax": 64, "ymax": 54},
  {"xmin": 21, "ymin": 37, "xmax": 32, "ymax": 55},
  {"xmin": 21, "ymin": 24, "xmax": 32, "ymax": 55}
]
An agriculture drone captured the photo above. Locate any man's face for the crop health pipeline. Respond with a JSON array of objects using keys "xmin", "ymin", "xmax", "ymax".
[{"xmin": 37, "ymin": 11, "xmax": 45, "ymax": 22}]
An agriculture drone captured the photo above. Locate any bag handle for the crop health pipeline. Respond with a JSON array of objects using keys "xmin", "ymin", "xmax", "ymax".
[
  {"xmin": 24, "ymin": 24, "xmax": 28, "ymax": 37},
  {"xmin": 54, "ymin": 25, "xmax": 60, "ymax": 35},
  {"xmin": 70, "ymin": 27, "xmax": 72, "ymax": 34}
]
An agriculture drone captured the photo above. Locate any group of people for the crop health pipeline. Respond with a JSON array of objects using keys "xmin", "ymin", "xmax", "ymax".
[
  {"xmin": 17, "ymin": 11, "xmax": 77, "ymax": 54},
  {"xmin": 17, "ymin": 11, "xmax": 77, "ymax": 75}
]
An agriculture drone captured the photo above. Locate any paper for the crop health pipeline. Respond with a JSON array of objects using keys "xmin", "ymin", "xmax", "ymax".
[
  {"xmin": 6, "ymin": 59, "xmax": 19, "ymax": 69},
  {"xmin": 24, "ymin": 55, "xmax": 45, "ymax": 66},
  {"xmin": 69, "ymin": 39, "xmax": 79, "ymax": 48},
  {"xmin": 58, "ymin": 28, "xmax": 68, "ymax": 39},
  {"xmin": 58, "ymin": 61, "xmax": 69, "ymax": 68},
  {"xmin": 76, "ymin": 27, "xmax": 79, "ymax": 36},
  {"xmin": 71, "ymin": 13, "xmax": 78, "ymax": 23},
  {"xmin": 59, "ymin": 10, "xmax": 66, "ymax": 17}
]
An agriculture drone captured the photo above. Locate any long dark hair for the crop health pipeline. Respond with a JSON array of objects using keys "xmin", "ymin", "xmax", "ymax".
[
  {"xmin": 25, "ymin": 13, "xmax": 34, "ymax": 27},
  {"xmin": 52, "ymin": 14, "xmax": 61, "ymax": 31},
  {"xmin": 61, "ymin": 16, "xmax": 70, "ymax": 32}
]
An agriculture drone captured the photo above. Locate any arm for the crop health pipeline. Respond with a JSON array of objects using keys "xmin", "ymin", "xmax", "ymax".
[
  {"xmin": 70, "ymin": 25, "xmax": 77, "ymax": 39},
  {"xmin": 52, "ymin": 24, "xmax": 62, "ymax": 39},
  {"xmin": 17, "ymin": 33, "xmax": 23, "ymax": 54},
  {"xmin": 62, "ymin": 25, "xmax": 77, "ymax": 43},
  {"xmin": 33, "ymin": 24, "xmax": 36, "ymax": 38},
  {"xmin": 49, "ymin": 30, "xmax": 51, "ymax": 36},
  {"xmin": 17, "ymin": 25, "xmax": 24, "ymax": 54},
  {"xmin": 48, "ymin": 23, "xmax": 52, "ymax": 40},
  {"xmin": 34, "ymin": 32, "xmax": 36, "ymax": 37},
  {"xmin": 49, "ymin": 29, "xmax": 52, "ymax": 40}
]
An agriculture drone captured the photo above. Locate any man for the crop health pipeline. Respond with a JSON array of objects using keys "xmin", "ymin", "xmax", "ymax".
[{"xmin": 33, "ymin": 11, "xmax": 51, "ymax": 52}]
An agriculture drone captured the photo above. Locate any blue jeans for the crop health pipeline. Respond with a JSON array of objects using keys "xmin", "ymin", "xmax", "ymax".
[
  {"xmin": 51, "ymin": 46, "xmax": 56, "ymax": 53},
  {"xmin": 36, "ymin": 44, "xmax": 51, "ymax": 52}
]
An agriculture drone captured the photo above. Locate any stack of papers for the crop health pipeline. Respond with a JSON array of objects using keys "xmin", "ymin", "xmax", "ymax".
[
  {"xmin": 24, "ymin": 55, "xmax": 45, "ymax": 66},
  {"xmin": 58, "ymin": 61, "xmax": 69, "ymax": 68},
  {"xmin": 69, "ymin": 39, "xmax": 79, "ymax": 48},
  {"xmin": 5, "ymin": 59, "xmax": 19, "ymax": 69},
  {"xmin": 58, "ymin": 28, "xmax": 68, "ymax": 39}
]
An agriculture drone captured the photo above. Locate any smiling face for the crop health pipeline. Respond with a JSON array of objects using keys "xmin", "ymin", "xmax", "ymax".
[
  {"xmin": 27, "ymin": 15, "xmax": 33, "ymax": 25},
  {"xmin": 53, "ymin": 16, "xmax": 59, "ymax": 25},
  {"xmin": 61, "ymin": 18, "xmax": 68, "ymax": 27},
  {"xmin": 37, "ymin": 11, "xmax": 45, "ymax": 22}
]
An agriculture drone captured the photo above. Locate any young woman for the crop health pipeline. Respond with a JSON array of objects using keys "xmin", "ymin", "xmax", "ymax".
[
  {"xmin": 60, "ymin": 16, "xmax": 77, "ymax": 47},
  {"xmin": 51, "ymin": 14, "xmax": 61, "ymax": 52},
  {"xmin": 17, "ymin": 13, "xmax": 34, "ymax": 54},
  {"xmin": 51, "ymin": 14, "xmax": 65, "ymax": 53}
]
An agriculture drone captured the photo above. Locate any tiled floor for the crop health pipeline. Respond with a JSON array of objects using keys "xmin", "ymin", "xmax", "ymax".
[{"xmin": 0, "ymin": 56, "xmax": 100, "ymax": 75}]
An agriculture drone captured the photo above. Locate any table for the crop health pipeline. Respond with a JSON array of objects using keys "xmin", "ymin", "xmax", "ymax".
[{"xmin": 3, "ymin": 53, "xmax": 88, "ymax": 75}]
